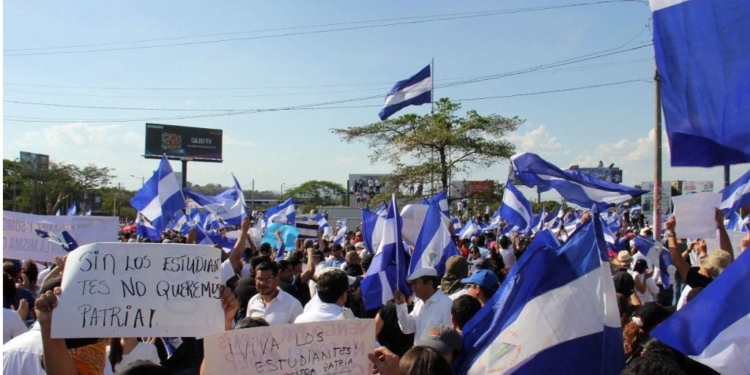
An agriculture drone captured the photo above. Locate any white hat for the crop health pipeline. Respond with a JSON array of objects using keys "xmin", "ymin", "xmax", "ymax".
[
  {"xmin": 316, "ymin": 266, "xmax": 357, "ymax": 285},
  {"xmin": 407, "ymin": 266, "xmax": 438, "ymax": 282},
  {"xmin": 355, "ymin": 242, "xmax": 366, "ymax": 249}
]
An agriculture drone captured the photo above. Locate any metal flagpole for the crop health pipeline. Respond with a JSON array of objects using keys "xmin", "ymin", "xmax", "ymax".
[
  {"xmin": 654, "ymin": 68, "xmax": 663, "ymax": 241},
  {"xmin": 430, "ymin": 58, "xmax": 435, "ymax": 196}
]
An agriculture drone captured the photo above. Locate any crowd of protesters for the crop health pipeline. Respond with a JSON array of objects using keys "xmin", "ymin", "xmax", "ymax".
[{"xmin": 3, "ymin": 205, "xmax": 748, "ymax": 375}]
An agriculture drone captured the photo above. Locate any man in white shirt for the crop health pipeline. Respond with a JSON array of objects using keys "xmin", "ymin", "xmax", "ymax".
[
  {"xmin": 3, "ymin": 308, "xmax": 28, "ymax": 344},
  {"xmin": 295, "ymin": 268, "xmax": 356, "ymax": 323},
  {"xmin": 394, "ymin": 267, "xmax": 453, "ymax": 341},
  {"xmin": 497, "ymin": 235, "xmax": 516, "ymax": 271},
  {"xmin": 246, "ymin": 261, "xmax": 303, "ymax": 325}
]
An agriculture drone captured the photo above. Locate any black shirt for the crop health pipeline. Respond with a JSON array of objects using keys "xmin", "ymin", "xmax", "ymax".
[
  {"xmin": 686, "ymin": 267, "xmax": 712, "ymax": 288},
  {"xmin": 376, "ymin": 301, "xmax": 414, "ymax": 358},
  {"xmin": 613, "ymin": 268, "xmax": 635, "ymax": 296},
  {"xmin": 234, "ymin": 276, "xmax": 257, "ymax": 320}
]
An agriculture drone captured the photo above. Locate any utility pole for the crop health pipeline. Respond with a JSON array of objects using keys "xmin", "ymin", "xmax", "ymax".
[{"xmin": 654, "ymin": 68, "xmax": 663, "ymax": 242}]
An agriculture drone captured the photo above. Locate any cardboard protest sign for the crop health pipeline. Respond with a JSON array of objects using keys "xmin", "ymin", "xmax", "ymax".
[
  {"xmin": 203, "ymin": 319, "xmax": 375, "ymax": 375},
  {"xmin": 3, "ymin": 211, "xmax": 118, "ymax": 262},
  {"xmin": 51, "ymin": 243, "xmax": 225, "ymax": 338}
]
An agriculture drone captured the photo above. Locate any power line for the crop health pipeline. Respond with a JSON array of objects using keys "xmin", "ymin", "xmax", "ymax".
[
  {"xmin": 3, "ymin": 57, "xmax": 652, "ymax": 97},
  {"xmin": 3, "ymin": 79, "xmax": 651, "ymax": 123},
  {"xmin": 5, "ymin": 1, "xmax": 643, "ymax": 57}
]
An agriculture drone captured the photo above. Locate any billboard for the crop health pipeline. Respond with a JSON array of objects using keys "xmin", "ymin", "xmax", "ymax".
[
  {"xmin": 144, "ymin": 123, "xmax": 223, "ymax": 162},
  {"xmin": 577, "ymin": 167, "xmax": 623, "ymax": 183},
  {"xmin": 641, "ymin": 181, "xmax": 672, "ymax": 223},
  {"xmin": 450, "ymin": 180, "xmax": 495, "ymax": 198},
  {"xmin": 19, "ymin": 151, "xmax": 50, "ymax": 173},
  {"xmin": 680, "ymin": 180, "xmax": 714, "ymax": 195}
]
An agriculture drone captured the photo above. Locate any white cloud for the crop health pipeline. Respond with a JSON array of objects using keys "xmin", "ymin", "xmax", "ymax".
[
  {"xmin": 224, "ymin": 135, "xmax": 257, "ymax": 147},
  {"xmin": 507, "ymin": 124, "xmax": 567, "ymax": 156}
]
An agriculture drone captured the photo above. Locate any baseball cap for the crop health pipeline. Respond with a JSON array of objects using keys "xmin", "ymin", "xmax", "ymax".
[
  {"xmin": 701, "ymin": 250, "xmax": 732, "ymax": 278},
  {"xmin": 407, "ymin": 266, "xmax": 437, "ymax": 282},
  {"xmin": 416, "ymin": 324, "xmax": 462, "ymax": 355},
  {"xmin": 460, "ymin": 269, "xmax": 499, "ymax": 290}
]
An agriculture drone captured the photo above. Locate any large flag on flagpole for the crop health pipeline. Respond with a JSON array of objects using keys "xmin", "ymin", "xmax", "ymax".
[
  {"xmin": 651, "ymin": 251, "xmax": 750, "ymax": 374},
  {"xmin": 182, "ymin": 174, "xmax": 246, "ymax": 226},
  {"xmin": 264, "ymin": 198, "xmax": 296, "ymax": 225},
  {"xmin": 66, "ymin": 201, "xmax": 77, "ymax": 216},
  {"xmin": 378, "ymin": 65, "xmax": 432, "ymax": 120},
  {"xmin": 360, "ymin": 194, "xmax": 411, "ymax": 312},
  {"xmin": 453, "ymin": 208, "xmax": 624, "ymax": 375},
  {"xmin": 511, "ymin": 152, "xmax": 648, "ymax": 209},
  {"xmin": 651, "ymin": 0, "xmax": 750, "ymax": 167},
  {"xmin": 130, "ymin": 155, "xmax": 187, "ymax": 233}
]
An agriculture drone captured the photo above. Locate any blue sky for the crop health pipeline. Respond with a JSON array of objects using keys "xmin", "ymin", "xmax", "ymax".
[{"xmin": 3, "ymin": 0, "xmax": 746, "ymax": 197}]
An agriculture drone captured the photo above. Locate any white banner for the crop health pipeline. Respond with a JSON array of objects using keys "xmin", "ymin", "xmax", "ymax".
[
  {"xmin": 2, "ymin": 211, "xmax": 119, "ymax": 262},
  {"xmin": 671, "ymin": 193, "xmax": 722, "ymax": 239},
  {"xmin": 203, "ymin": 319, "xmax": 375, "ymax": 375},
  {"xmin": 682, "ymin": 180, "xmax": 714, "ymax": 195},
  {"xmin": 51, "ymin": 242, "xmax": 225, "ymax": 338}
]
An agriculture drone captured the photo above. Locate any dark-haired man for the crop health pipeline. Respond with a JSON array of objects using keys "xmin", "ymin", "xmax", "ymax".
[
  {"xmin": 295, "ymin": 268, "xmax": 355, "ymax": 323},
  {"xmin": 246, "ymin": 261, "xmax": 303, "ymax": 325},
  {"xmin": 394, "ymin": 267, "xmax": 453, "ymax": 341}
]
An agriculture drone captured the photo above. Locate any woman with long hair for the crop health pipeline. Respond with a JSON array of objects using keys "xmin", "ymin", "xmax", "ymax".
[{"xmin": 107, "ymin": 337, "xmax": 160, "ymax": 374}]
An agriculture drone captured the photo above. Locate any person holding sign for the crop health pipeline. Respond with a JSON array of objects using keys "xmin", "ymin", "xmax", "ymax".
[{"xmin": 245, "ymin": 261, "xmax": 303, "ymax": 325}]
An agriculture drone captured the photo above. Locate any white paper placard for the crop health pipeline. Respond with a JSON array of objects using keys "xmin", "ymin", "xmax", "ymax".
[
  {"xmin": 2, "ymin": 211, "xmax": 118, "ymax": 262},
  {"xmin": 671, "ymin": 193, "xmax": 721, "ymax": 238},
  {"xmin": 203, "ymin": 319, "xmax": 375, "ymax": 375},
  {"xmin": 704, "ymin": 230, "xmax": 748, "ymax": 260},
  {"xmin": 51, "ymin": 242, "xmax": 225, "ymax": 338}
]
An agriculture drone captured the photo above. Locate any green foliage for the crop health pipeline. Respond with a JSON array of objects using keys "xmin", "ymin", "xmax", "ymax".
[
  {"xmin": 280, "ymin": 180, "xmax": 347, "ymax": 212},
  {"xmin": 331, "ymin": 98, "xmax": 523, "ymax": 197}
]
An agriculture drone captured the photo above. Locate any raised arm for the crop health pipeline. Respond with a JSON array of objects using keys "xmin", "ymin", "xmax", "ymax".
[
  {"xmin": 715, "ymin": 209, "xmax": 734, "ymax": 262},
  {"xmin": 228, "ymin": 217, "xmax": 252, "ymax": 273},
  {"xmin": 665, "ymin": 216, "xmax": 690, "ymax": 280}
]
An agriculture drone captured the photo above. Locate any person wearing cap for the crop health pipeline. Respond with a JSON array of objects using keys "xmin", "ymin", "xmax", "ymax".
[
  {"xmin": 394, "ymin": 267, "xmax": 453, "ymax": 342},
  {"xmin": 440, "ymin": 256, "xmax": 469, "ymax": 299},
  {"xmin": 246, "ymin": 261, "xmax": 303, "ymax": 325},
  {"xmin": 666, "ymin": 211, "xmax": 734, "ymax": 289},
  {"xmin": 461, "ymin": 269, "xmax": 499, "ymax": 306},
  {"xmin": 415, "ymin": 324, "xmax": 462, "ymax": 363},
  {"xmin": 295, "ymin": 268, "xmax": 356, "ymax": 323},
  {"xmin": 613, "ymin": 250, "xmax": 637, "ymax": 302}
]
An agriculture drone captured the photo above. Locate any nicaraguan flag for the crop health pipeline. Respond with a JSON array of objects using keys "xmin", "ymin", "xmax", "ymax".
[
  {"xmin": 66, "ymin": 201, "xmax": 77, "ymax": 216},
  {"xmin": 375, "ymin": 202, "xmax": 388, "ymax": 217},
  {"xmin": 651, "ymin": 251, "xmax": 750, "ymax": 374},
  {"xmin": 427, "ymin": 190, "xmax": 450, "ymax": 218},
  {"xmin": 452, "ymin": 216, "xmax": 463, "ymax": 234},
  {"xmin": 409, "ymin": 199, "xmax": 461, "ymax": 277},
  {"xmin": 378, "ymin": 65, "xmax": 432, "ymax": 120},
  {"xmin": 333, "ymin": 224, "xmax": 347, "ymax": 246},
  {"xmin": 360, "ymin": 194, "xmax": 411, "ymax": 311},
  {"xmin": 634, "ymin": 235, "xmax": 674, "ymax": 289},
  {"xmin": 130, "ymin": 155, "xmax": 187, "ymax": 233},
  {"xmin": 296, "ymin": 215, "xmax": 324, "ymax": 239},
  {"xmin": 719, "ymin": 168, "xmax": 750, "ymax": 214},
  {"xmin": 500, "ymin": 180, "xmax": 533, "ymax": 232},
  {"xmin": 458, "ymin": 219, "xmax": 480, "ymax": 240},
  {"xmin": 725, "ymin": 211, "xmax": 748, "ymax": 233},
  {"xmin": 453, "ymin": 209, "xmax": 624, "ymax": 375},
  {"xmin": 183, "ymin": 174, "xmax": 247, "ymax": 226},
  {"xmin": 361, "ymin": 209, "xmax": 385, "ymax": 253},
  {"xmin": 265, "ymin": 198, "xmax": 296, "ymax": 225},
  {"xmin": 135, "ymin": 213, "xmax": 161, "ymax": 241},
  {"xmin": 512, "ymin": 152, "xmax": 648, "ymax": 209},
  {"xmin": 651, "ymin": 0, "xmax": 750, "ymax": 167},
  {"xmin": 55, "ymin": 208, "xmax": 61, "ymax": 216},
  {"xmin": 35, "ymin": 229, "xmax": 79, "ymax": 251}
]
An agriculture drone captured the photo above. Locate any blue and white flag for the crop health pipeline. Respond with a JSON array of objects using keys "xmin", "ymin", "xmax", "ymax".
[
  {"xmin": 500, "ymin": 180, "xmax": 533, "ymax": 232},
  {"xmin": 360, "ymin": 194, "xmax": 411, "ymax": 311},
  {"xmin": 171, "ymin": 211, "xmax": 191, "ymax": 235},
  {"xmin": 135, "ymin": 213, "xmax": 161, "ymax": 241},
  {"xmin": 193, "ymin": 225, "xmax": 216, "ymax": 246},
  {"xmin": 203, "ymin": 212, "xmax": 221, "ymax": 231},
  {"xmin": 726, "ymin": 211, "xmax": 749, "ymax": 233},
  {"xmin": 66, "ymin": 201, "xmax": 77, "ymax": 216},
  {"xmin": 458, "ymin": 219, "xmax": 480, "ymax": 240},
  {"xmin": 130, "ymin": 155, "xmax": 187, "ymax": 233},
  {"xmin": 35, "ymin": 229, "xmax": 79, "ymax": 251},
  {"xmin": 511, "ymin": 152, "xmax": 648, "ymax": 209},
  {"xmin": 651, "ymin": 0, "xmax": 750, "ymax": 167},
  {"xmin": 409, "ymin": 200, "xmax": 461, "ymax": 277},
  {"xmin": 452, "ymin": 216, "xmax": 463, "ymax": 234},
  {"xmin": 634, "ymin": 235, "xmax": 674, "ymax": 289},
  {"xmin": 651, "ymin": 251, "xmax": 750, "ymax": 374},
  {"xmin": 361, "ymin": 209, "xmax": 385, "ymax": 253},
  {"xmin": 55, "ymin": 208, "xmax": 61, "ymax": 216},
  {"xmin": 454, "ymin": 209, "xmax": 624, "ymax": 375},
  {"xmin": 85, "ymin": 208, "xmax": 92, "ymax": 216},
  {"xmin": 296, "ymin": 214, "xmax": 327, "ymax": 239},
  {"xmin": 543, "ymin": 206, "xmax": 561, "ymax": 227},
  {"xmin": 183, "ymin": 174, "xmax": 247, "ymax": 226},
  {"xmin": 427, "ymin": 190, "xmax": 450, "ymax": 218},
  {"xmin": 378, "ymin": 65, "xmax": 432, "ymax": 120},
  {"xmin": 333, "ymin": 224, "xmax": 347, "ymax": 246},
  {"xmin": 375, "ymin": 202, "xmax": 388, "ymax": 217},
  {"xmin": 265, "ymin": 198, "xmax": 296, "ymax": 225},
  {"xmin": 719, "ymin": 168, "xmax": 750, "ymax": 215}
]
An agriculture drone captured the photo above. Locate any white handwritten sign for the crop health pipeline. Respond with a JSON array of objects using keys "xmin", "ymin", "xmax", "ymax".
[
  {"xmin": 203, "ymin": 319, "xmax": 375, "ymax": 375},
  {"xmin": 2, "ymin": 211, "xmax": 118, "ymax": 262},
  {"xmin": 51, "ymin": 243, "xmax": 225, "ymax": 338},
  {"xmin": 671, "ymin": 193, "xmax": 722, "ymax": 238}
]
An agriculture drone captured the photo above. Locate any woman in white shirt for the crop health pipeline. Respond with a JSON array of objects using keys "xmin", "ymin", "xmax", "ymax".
[
  {"xmin": 630, "ymin": 259, "xmax": 659, "ymax": 303},
  {"xmin": 107, "ymin": 337, "xmax": 161, "ymax": 374}
]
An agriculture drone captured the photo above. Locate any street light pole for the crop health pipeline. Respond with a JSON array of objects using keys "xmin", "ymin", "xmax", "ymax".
[
  {"xmin": 281, "ymin": 183, "xmax": 285, "ymax": 196},
  {"xmin": 130, "ymin": 175, "xmax": 145, "ymax": 186}
]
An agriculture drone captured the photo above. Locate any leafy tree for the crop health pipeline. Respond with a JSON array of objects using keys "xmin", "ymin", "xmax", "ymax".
[
  {"xmin": 280, "ymin": 180, "xmax": 346, "ymax": 212},
  {"xmin": 331, "ymin": 98, "xmax": 523, "ymax": 199}
]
